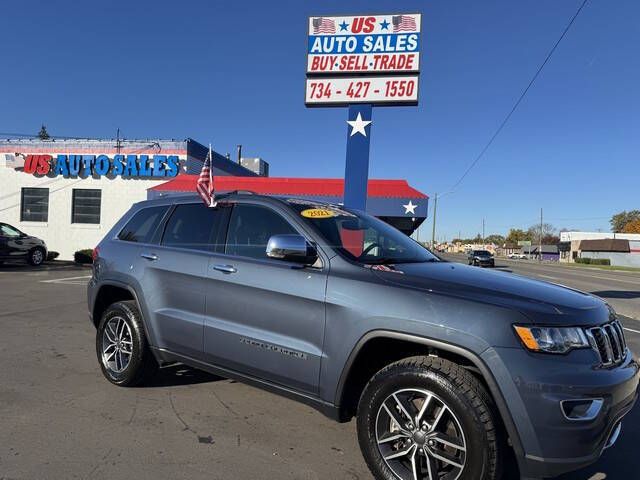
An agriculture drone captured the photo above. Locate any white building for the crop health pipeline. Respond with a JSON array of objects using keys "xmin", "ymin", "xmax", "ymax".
[{"xmin": 0, "ymin": 138, "xmax": 256, "ymax": 260}]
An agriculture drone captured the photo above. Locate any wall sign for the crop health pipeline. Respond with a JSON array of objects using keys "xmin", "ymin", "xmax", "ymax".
[{"xmin": 9, "ymin": 153, "xmax": 180, "ymax": 178}]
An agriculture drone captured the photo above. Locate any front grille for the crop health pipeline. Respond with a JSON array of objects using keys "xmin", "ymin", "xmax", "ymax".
[{"xmin": 585, "ymin": 320, "xmax": 627, "ymax": 367}]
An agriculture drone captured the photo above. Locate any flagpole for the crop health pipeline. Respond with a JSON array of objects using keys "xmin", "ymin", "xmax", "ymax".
[{"xmin": 208, "ymin": 144, "xmax": 216, "ymax": 207}]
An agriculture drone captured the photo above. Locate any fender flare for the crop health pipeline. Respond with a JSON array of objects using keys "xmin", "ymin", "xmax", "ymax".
[
  {"xmin": 92, "ymin": 280, "xmax": 155, "ymax": 346},
  {"xmin": 334, "ymin": 329, "xmax": 525, "ymax": 462}
]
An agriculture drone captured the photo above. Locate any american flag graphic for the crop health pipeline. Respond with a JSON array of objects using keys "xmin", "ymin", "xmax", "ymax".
[
  {"xmin": 392, "ymin": 15, "xmax": 417, "ymax": 32},
  {"xmin": 312, "ymin": 17, "xmax": 336, "ymax": 34},
  {"xmin": 196, "ymin": 145, "xmax": 215, "ymax": 207}
]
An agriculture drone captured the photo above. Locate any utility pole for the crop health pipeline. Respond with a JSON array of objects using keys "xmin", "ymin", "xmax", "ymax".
[
  {"xmin": 431, "ymin": 193, "xmax": 438, "ymax": 249},
  {"xmin": 115, "ymin": 128, "xmax": 122, "ymax": 154},
  {"xmin": 482, "ymin": 218, "xmax": 485, "ymax": 248},
  {"xmin": 539, "ymin": 208, "xmax": 543, "ymax": 263}
]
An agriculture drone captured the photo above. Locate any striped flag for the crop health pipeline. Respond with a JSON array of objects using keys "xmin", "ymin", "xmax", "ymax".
[
  {"xmin": 312, "ymin": 17, "xmax": 336, "ymax": 34},
  {"xmin": 392, "ymin": 15, "xmax": 417, "ymax": 32},
  {"xmin": 196, "ymin": 144, "xmax": 215, "ymax": 207}
]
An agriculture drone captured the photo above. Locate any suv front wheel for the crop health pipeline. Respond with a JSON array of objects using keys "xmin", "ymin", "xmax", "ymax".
[
  {"xmin": 96, "ymin": 301, "xmax": 158, "ymax": 386},
  {"xmin": 357, "ymin": 356, "xmax": 502, "ymax": 480}
]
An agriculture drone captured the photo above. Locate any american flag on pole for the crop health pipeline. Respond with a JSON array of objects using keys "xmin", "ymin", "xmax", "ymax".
[
  {"xmin": 392, "ymin": 15, "xmax": 417, "ymax": 32},
  {"xmin": 196, "ymin": 144, "xmax": 216, "ymax": 207},
  {"xmin": 312, "ymin": 17, "xmax": 336, "ymax": 34}
]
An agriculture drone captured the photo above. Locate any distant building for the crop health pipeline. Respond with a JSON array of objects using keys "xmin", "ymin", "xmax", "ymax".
[
  {"xmin": 521, "ymin": 245, "xmax": 559, "ymax": 262},
  {"xmin": 559, "ymin": 231, "xmax": 640, "ymax": 266}
]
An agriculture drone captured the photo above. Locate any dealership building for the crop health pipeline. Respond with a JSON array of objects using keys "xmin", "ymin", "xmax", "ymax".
[{"xmin": 0, "ymin": 138, "xmax": 429, "ymax": 260}]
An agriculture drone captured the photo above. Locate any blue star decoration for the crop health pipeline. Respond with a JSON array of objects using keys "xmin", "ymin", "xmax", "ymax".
[
  {"xmin": 339, "ymin": 21, "xmax": 349, "ymax": 31},
  {"xmin": 379, "ymin": 19, "xmax": 390, "ymax": 30}
]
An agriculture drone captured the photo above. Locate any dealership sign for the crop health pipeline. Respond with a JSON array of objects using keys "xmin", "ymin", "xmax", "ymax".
[
  {"xmin": 305, "ymin": 75, "xmax": 419, "ymax": 105},
  {"xmin": 6, "ymin": 153, "xmax": 180, "ymax": 178},
  {"xmin": 306, "ymin": 14, "xmax": 421, "ymax": 106}
]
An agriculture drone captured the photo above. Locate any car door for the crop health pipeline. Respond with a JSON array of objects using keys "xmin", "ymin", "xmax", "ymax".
[
  {"xmin": 0, "ymin": 225, "xmax": 8, "ymax": 258},
  {"xmin": 138, "ymin": 202, "xmax": 229, "ymax": 361},
  {"xmin": 203, "ymin": 202, "xmax": 327, "ymax": 395}
]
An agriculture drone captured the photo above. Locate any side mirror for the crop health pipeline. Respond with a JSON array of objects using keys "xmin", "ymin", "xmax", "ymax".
[{"xmin": 266, "ymin": 234, "xmax": 318, "ymax": 265}]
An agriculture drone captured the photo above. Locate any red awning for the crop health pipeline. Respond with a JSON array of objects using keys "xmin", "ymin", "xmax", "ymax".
[{"xmin": 150, "ymin": 175, "xmax": 428, "ymax": 199}]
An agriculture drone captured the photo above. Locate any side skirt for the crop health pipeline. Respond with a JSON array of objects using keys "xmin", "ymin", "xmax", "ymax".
[{"xmin": 151, "ymin": 347, "xmax": 342, "ymax": 422}]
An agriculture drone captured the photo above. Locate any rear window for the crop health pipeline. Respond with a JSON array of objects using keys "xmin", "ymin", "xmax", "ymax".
[
  {"xmin": 118, "ymin": 206, "xmax": 168, "ymax": 243},
  {"xmin": 162, "ymin": 203, "xmax": 226, "ymax": 251}
]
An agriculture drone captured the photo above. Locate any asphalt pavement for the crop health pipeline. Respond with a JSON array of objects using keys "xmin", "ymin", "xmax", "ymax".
[{"xmin": 0, "ymin": 262, "xmax": 638, "ymax": 480}]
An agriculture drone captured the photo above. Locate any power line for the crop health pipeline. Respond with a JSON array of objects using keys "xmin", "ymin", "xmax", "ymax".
[{"xmin": 449, "ymin": 0, "xmax": 589, "ymax": 191}]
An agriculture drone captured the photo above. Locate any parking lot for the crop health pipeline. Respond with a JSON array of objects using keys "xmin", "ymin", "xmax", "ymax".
[{"xmin": 1, "ymin": 263, "xmax": 639, "ymax": 480}]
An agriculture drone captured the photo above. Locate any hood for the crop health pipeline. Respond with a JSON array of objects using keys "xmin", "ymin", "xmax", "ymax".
[{"xmin": 371, "ymin": 261, "xmax": 609, "ymax": 326}]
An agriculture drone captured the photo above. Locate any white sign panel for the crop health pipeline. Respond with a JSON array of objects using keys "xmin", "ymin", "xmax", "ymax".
[
  {"xmin": 307, "ymin": 14, "xmax": 421, "ymax": 75},
  {"xmin": 305, "ymin": 75, "xmax": 419, "ymax": 106}
]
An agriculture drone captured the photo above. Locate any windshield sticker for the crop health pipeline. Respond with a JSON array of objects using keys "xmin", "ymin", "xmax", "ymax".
[{"xmin": 301, "ymin": 208, "xmax": 336, "ymax": 219}]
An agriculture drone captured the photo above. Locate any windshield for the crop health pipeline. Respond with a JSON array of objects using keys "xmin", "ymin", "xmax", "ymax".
[
  {"xmin": 473, "ymin": 250, "xmax": 491, "ymax": 256},
  {"xmin": 288, "ymin": 200, "xmax": 438, "ymax": 265}
]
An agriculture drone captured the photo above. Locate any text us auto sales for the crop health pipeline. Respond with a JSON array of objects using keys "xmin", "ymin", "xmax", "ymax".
[
  {"xmin": 308, "ymin": 30, "xmax": 419, "ymax": 73},
  {"xmin": 20, "ymin": 154, "xmax": 180, "ymax": 178}
]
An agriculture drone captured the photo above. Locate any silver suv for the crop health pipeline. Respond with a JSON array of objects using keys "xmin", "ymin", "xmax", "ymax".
[{"xmin": 88, "ymin": 193, "xmax": 638, "ymax": 480}]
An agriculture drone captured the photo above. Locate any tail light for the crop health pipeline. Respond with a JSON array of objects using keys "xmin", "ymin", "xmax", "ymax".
[{"xmin": 92, "ymin": 246, "xmax": 100, "ymax": 262}]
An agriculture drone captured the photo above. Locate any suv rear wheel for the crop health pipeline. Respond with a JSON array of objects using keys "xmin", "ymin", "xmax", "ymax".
[
  {"xmin": 96, "ymin": 300, "xmax": 158, "ymax": 386},
  {"xmin": 357, "ymin": 356, "xmax": 501, "ymax": 480}
]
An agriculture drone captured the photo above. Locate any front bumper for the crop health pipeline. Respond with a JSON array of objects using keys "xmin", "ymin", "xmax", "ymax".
[{"xmin": 483, "ymin": 346, "xmax": 639, "ymax": 478}]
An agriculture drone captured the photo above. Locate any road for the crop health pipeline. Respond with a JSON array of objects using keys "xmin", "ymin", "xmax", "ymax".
[
  {"xmin": 442, "ymin": 253, "xmax": 640, "ymax": 320},
  {"xmin": 0, "ymin": 263, "xmax": 638, "ymax": 480}
]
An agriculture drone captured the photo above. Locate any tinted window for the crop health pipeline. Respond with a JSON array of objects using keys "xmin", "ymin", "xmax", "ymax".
[
  {"xmin": 118, "ymin": 206, "xmax": 168, "ymax": 243},
  {"xmin": 21, "ymin": 188, "xmax": 49, "ymax": 222},
  {"xmin": 162, "ymin": 203, "xmax": 225, "ymax": 251},
  {"xmin": 72, "ymin": 189, "xmax": 101, "ymax": 224},
  {"xmin": 226, "ymin": 204, "xmax": 297, "ymax": 260}
]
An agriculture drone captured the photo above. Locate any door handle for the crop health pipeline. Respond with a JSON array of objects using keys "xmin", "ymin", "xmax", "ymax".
[
  {"xmin": 213, "ymin": 264, "xmax": 237, "ymax": 274},
  {"xmin": 140, "ymin": 253, "xmax": 158, "ymax": 261}
]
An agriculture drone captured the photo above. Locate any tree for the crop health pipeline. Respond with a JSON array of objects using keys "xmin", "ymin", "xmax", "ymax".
[
  {"xmin": 484, "ymin": 234, "xmax": 505, "ymax": 245},
  {"xmin": 506, "ymin": 229, "xmax": 531, "ymax": 245},
  {"xmin": 37, "ymin": 125, "xmax": 50, "ymax": 140},
  {"xmin": 622, "ymin": 219, "xmax": 640, "ymax": 234},
  {"xmin": 610, "ymin": 210, "xmax": 640, "ymax": 233},
  {"xmin": 527, "ymin": 223, "xmax": 556, "ymax": 245}
]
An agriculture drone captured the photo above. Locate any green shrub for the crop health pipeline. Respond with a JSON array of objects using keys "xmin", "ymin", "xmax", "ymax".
[
  {"xmin": 590, "ymin": 258, "xmax": 611, "ymax": 266},
  {"xmin": 74, "ymin": 249, "xmax": 93, "ymax": 264},
  {"xmin": 575, "ymin": 258, "xmax": 591, "ymax": 264}
]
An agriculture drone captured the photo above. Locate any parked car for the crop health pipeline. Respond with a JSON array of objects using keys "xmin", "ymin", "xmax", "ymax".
[
  {"xmin": 468, "ymin": 249, "xmax": 495, "ymax": 267},
  {"xmin": 508, "ymin": 252, "xmax": 527, "ymax": 259},
  {"xmin": 0, "ymin": 222, "xmax": 48, "ymax": 266},
  {"xmin": 88, "ymin": 194, "xmax": 638, "ymax": 480}
]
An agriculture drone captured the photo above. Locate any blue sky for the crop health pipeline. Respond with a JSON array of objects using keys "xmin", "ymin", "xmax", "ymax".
[{"xmin": 1, "ymin": 0, "xmax": 638, "ymax": 240}]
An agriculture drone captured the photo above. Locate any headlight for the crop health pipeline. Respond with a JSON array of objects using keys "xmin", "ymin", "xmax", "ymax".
[{"xmin": 514, "ymin": 325, "xmax": 590, "ymax": 354}]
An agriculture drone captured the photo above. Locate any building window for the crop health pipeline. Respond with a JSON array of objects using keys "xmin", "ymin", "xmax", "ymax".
[
  {"xmin": 72, "ymin": 189, "xmax": 102, "ymax": 224},
  {"xmin": 21, "ymin": 188, "xmax": 49, "ymax": 222}
]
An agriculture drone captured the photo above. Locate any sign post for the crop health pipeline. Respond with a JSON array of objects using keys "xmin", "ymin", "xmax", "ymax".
[
  {"xmin": 305, "ymin": 14, "xmax": 422, "ymax": 210},
  {"xmin": 344, "ymin": 104, "xmax": 372, "ymax": 211}
]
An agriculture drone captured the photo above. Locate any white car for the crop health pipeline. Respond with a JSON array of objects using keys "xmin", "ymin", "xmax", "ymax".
[{"xmin": 508, "ymin": 252, "xmax": 527, "ymax": 259}]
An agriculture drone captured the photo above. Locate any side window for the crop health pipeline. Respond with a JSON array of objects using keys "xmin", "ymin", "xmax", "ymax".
[
  {"xmin": 161, "ymin": 203, "xmax": 225, "ymax": 251},
  {"xmin": 118, "ymin": 206, "xmax": 168, "ymax": 243},
  {"xmin": 226, "ymin": 204, "xmax": 297, "ymax": 260}
]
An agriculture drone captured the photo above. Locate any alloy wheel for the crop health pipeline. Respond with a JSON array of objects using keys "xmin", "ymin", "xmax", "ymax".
[
  {"xmin": 101, "ymin": 316, "xmax": 133, "ymax": 373},
  {"xmin": 375, "ymin": 388, "xmax": 467, "ymax": 480},
  {"xmin": 32, "ymin": 249, "xmax": 44, "ymax": 265}
]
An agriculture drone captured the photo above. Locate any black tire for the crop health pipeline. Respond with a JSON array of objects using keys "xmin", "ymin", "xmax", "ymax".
[
  {"xmin": 357, "ymin": 356, "xmax": 502, "ymax": 480},
  {"xmin": 28, "ymin": 247, "xmax": 45, "ymax": 266},
  {"xmin": 96, "ymin": 300, "xmax": 158, "ymax": 387}
]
